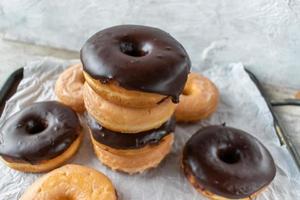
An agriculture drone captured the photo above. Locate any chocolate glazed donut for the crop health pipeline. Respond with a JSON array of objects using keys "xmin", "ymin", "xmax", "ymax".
[
  {"xmin": 0, "ymin": 101, "xmax": 81, "ymax": 163},
  {"xmin": 182, "ymin": 126, "xmax": 276, "ymax": 199},
  {"xmin": 87, "ymin": 114, "xmax": 176, "ymax": 149},
  {"xmin": 80, "ymin": 25, "xmax": 191, "ymax": 103}
]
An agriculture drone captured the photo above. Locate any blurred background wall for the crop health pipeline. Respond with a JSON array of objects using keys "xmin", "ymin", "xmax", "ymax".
[{"xmin": 0, "ymin": 0, "xmax": 299, "ymax": 88}]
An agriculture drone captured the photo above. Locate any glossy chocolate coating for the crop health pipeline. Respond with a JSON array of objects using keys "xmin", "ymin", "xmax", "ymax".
[
  {"xmin": 87, "ymin": 114, "xmax": 175, "ymax": 149},
  {"xmin": 182, "ymin": 126, "xmax": 276, "ymax": 199},
  {"xmin": 0, "ymin": 101, "xmax": 81, "ymax": 163},
  {"xmin": 80, "ymin": 25, "xmax": 191, "ymax": 103}
]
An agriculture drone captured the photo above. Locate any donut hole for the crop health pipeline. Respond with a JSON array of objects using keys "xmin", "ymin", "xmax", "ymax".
[
  {"xmin": 217, "ymin": 147, "xmax": 241, "ymax": 164},
  {"xmin": 119, "ymin": 41, "xmax": 150, "ymax": 57},
  {"xmin": 25, "ymin": 118, "xmax": 48, "ymax": 135}
]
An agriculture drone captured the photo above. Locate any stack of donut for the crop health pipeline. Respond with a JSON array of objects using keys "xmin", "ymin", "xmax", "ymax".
[{"xmin": 80, "ymin": 25, "xmax": 191, "ymax": 174}]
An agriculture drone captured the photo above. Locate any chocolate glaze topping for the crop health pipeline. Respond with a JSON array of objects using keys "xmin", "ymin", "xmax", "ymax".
[
  {"xmin": 80, "ymin": 25, "xmax": 191, "ymax": 103},
  {"xmin": 87, "ymin": 114, "xmax": 175, "ymax": 149},
  {"xmin": 182, "ymin": 126, "xmax": 276, "ymax": 199},
  {"xmin": 0, "ymin": 101, "xmax": 81, "ymax": 163}
]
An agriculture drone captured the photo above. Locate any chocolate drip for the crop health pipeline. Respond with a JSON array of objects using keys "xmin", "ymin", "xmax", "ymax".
[
  {"xmin": 87, "ymin": 115, "xmax": 175, "ymax": 149},
  {"xmin": 182, "ymin": 126, "xmax": 276, "ymax": 199},
  {"xmin": 0, "ymin": 101, "xmax": 81, "ymax": 163},
  {"xmin": 80, "ymin": 25, "xmax": 191, "ymax": 102}
]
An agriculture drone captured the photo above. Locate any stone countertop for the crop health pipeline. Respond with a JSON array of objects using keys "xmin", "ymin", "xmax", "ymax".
[
  {"xmin": 1, "ymin": 0, "xmax": 300, "ymax": 89},
  {"xmin": 0, "ymin": 34, "xmax": 78, "ymax": 88},
  {"xmin": 0, "ymin": 35, "xmax": 299, "ymax": 160}
]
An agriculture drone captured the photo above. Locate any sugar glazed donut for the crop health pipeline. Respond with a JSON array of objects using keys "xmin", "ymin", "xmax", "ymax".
[
  {"xmin": 20, "ymin": 164, "xmax": 117, "ymax": 200},
  {"xmin": 296, "ymin": 91, "xmax": 300, "ymax": 99},
  {"xmin": 182, "ymin": 125, "xmax": 276, "ymax": 199},
  {"xmin": 55, "ymin": 64, "xmax": 85, "ymax": 113},
  {"xmin": 175, "ymin": 72, "xmax": 219, "ymax": 122},
  {"xmin": 0, "ymin": 101, "xmax": 82, "ymax": 173},
  {"xmin": 81, "ymin": 25, "xmax": 191, "ymax": 173},
  {"xmin": 83, "ymin": 82, "xmax": 176, "ymax": 133},
  {"xmin": 84, "ymin": 71, "xmax": 166, "ymax": 108}
]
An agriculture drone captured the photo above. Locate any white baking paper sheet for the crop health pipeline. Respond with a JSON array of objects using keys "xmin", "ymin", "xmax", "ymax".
[{"xmin": 0, "ymin": 57, "xmax": 299, "ymax": 200}]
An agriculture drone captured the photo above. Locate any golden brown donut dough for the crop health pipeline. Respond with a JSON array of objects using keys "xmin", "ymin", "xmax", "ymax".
[
  {"xmin": 55, "ymin": 64, "xmax": 85, "ymax": 113},
  {"xmin": 175, "ymin": 73, "xmax": 219, "ymax": 122},
  {"xmin": 296, "ymin": 91, "xmax": 300, "ymax": 99},
  {"xmin": 20, "ymin": 164, "xmax": 117, "ymax": 200},
  {"xmin": 84, "ymin": 71, "xmax": 166, "ymax": 108},
  {"xmin": 1, "ymin": 133, "xmax": 82, "ymax": 173},
  {"xmin": 83, "ymin": 82, "xmax": 177, "ymax": 133},
  {"xmin": 183, "ymin": 166, "xmax": 264, "ymax": 200},
  {"xmin": 91, "ymin": 132, "xmax": 174, "ymax": 174}
]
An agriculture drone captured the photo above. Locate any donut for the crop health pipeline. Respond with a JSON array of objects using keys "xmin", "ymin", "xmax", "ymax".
[
  {"xmin": 80, "ymin": 25, "xmax": 191, "ymax": 104},
  {"xmin": 20, "ymin": 164, "xmax": 117, "ymax": 200},
  {"xmin": 87, "ymin": 115, "xmax": 175, "ymax": 174},
  {"xmin": 0, "ymin": 101, "xmax": 82, "ymax": 173},
  {"xmin": 55, "ymin": 63, "xmax": 85, "ymax": 112},
  {"xmin": 182, "ymin": 125, "xmax": 276, "ymax": 199},
  {"xmin": 83, "ymin": 82, "xmax": 176, "ymax": 133},
  {"xmin": 296, "ymin": 91, "xmax": 300, "ymax": 99},
  {"xmin": 84, "ymin": 71, "xmax": 166, "ymax": 108},
  {"xmin": 175, "ymin": 72, "xmax": 219, "ymax": 122}
]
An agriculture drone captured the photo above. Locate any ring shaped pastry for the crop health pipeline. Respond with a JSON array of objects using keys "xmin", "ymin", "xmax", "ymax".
[
  {"xmin": 0, "ymin": 101, "xmax": 82, "ymax": 173},
  {"xmin": 175, "ymin": 72, "xmax": 219, "ymax": 122},
  {"xmin": 84, "ymin": 72, "xmax": 166, "ymax": 108},
  {"xmin": 55, "ymin": 64, "xmax": 85, "ymax": 112},
  {"xmin": 91, "ymin": 132, "xmax": 174, "ymax": 174},
  {"xmin": 87, "ymin": 114, "xmax": 175, "ymax": 150},
  {"xmin": 83, "ymin": 82, "xmax": 176, "ymax": 133},
  {"xmin": 296, "ymin": 91, "xmax": 300, "ymax": 99},
  {"xmin": 87, "ymin": 112, "xmax": 176, "ymax": 174},
  {"xmin": 20, "ymin": 164, "xmax": 117, "ymax": 200},
  {"xmin": 182, "ymin": 125, "xmax": 276, "ymax": 199},
  {"xmin": 86, "ymin": 114, "xmax": 175, "ymax": 174},
  {"xmin": 80, "ymin": 25, "xmax": 191, "ymax": 103}
]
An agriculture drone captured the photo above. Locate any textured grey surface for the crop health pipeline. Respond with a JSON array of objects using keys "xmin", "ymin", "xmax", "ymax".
[
  {"xmin": 0, "ymin": 34, "xmax": 78, "ymax": 88},
  {"xmin": 0, "ymin": 0, "xmax": 300, "ymax": 88}
]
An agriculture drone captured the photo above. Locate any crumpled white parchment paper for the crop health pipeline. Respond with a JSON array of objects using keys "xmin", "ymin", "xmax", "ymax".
[{"xmin": 0, "ymin": 57, "xmax": 299, "ymax": 200}]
